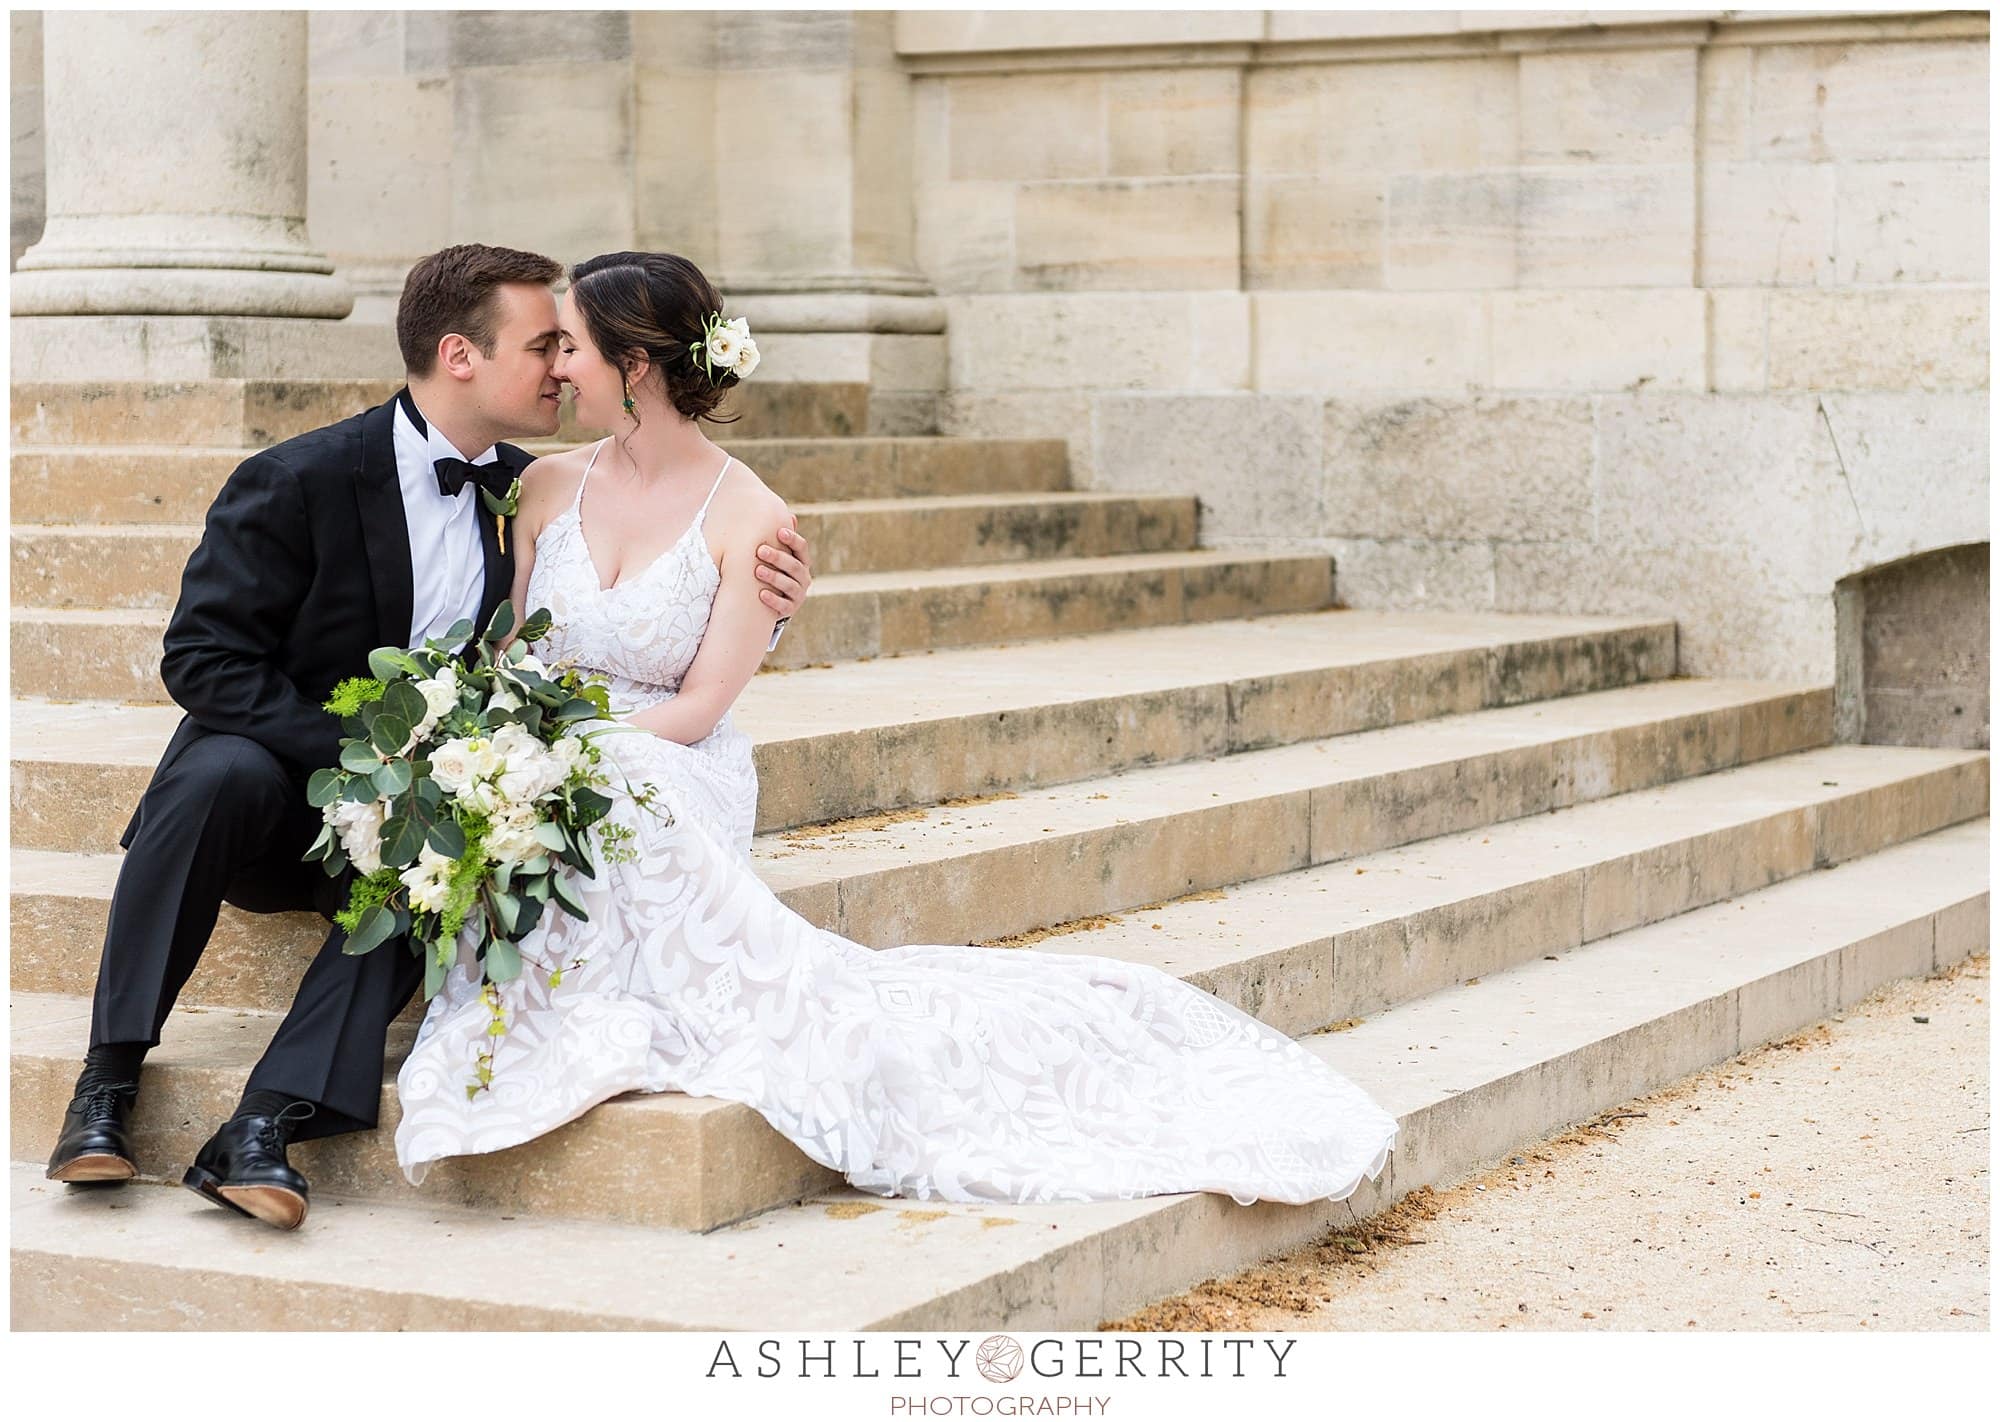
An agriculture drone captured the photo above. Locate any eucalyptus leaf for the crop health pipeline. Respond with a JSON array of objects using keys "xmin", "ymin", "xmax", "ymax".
[
  {"xmin": 549, "ymin": 872, "xmax": 591, "ymax": 923},
  {"xmin": 372, "ymin": 758, "xmax": 414, "ymax": 798},
  {"xmin": 303, "ymin": 823, "xmax": 335, "ymax": 862},
  {"xmin": 493, "ymin": 859, "xmax": 515, "ymax": 893},
  {"xmin": 426, "ymin": 818, "xmax": 466, "ymax": 859},
  {"xmin": 381, "ymin": 814, "xmax": 425, "ymax": 868},
  {"xmin": 532, "ymin": 821, "xmax": 568, "ymax": 853},
  {"xmin": 306, "ymin": 768, "xmax": 342, "ymax": 808},
  {"xmin": 521, "ymin": 854, "xmax": 550, "ymax": 877},
  {"xmin": 340, "ymin": 741, "xmax": 384, "ymax": 774},
  {"xmin": 370, "ymin": 715, "xmax": 412, "ymax": 757},
  {"xmin": 484, "ymin": 937, "xmax": 523, "ymax": 983},
  {"xmin": 523, "ymin": 875, "xmax": 552, "ymax": 902},
  {"xmin": 381, "ymin": 679, "xmax": 426, "ymax": 726},
  {"xmin": 483, "ymin": 601, "xmax": 516, "ymax": 645},
  {"xmin": 342, "ymin": 903, "xmax": 397, "ymax": 956},
  {"xmin": 423, "ymin": 950, "xmax": 447, "ymax": 1000},
  {"xmin": 367, "ymin": 647, "xmax": 407, "ymax": 682},
  {"xmin": 444, "ymin": 618, "xmax": 475, "ymax": 646},
  {"xmin": 514, "ymin": 893, "xmax": 546, "ymax": 937},
  {"xmin": 489, "ymin": 889, "xmax": 521, "ymax": 935},
  {"xmin": 571, "ymin": 786, "xmax": 613, "ymax": 826}
]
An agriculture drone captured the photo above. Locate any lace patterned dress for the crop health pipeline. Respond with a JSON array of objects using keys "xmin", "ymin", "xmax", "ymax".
[{"xmin": 393, "ymin": 442, "xmax": 1399, "ymax": 1206}]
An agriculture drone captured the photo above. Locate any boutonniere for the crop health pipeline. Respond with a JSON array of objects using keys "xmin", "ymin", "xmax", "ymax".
[{"xmin": 480, "ymin": 477, "xmax": 522, "ymax": 555}]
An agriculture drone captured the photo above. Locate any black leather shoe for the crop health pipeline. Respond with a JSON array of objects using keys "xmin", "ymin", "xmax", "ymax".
[
  {"xmin": 46, "ymin": 1080, "xmax": 139, "ymax": 1183},
  {"xmin": 181, "ymin": 1100, "xmax": 316, "ymax": 1230}
]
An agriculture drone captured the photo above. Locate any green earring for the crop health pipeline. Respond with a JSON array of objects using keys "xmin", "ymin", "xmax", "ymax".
[{"xmin": 622, "ymin": 376, "xmax": 635, "ymax": 416}]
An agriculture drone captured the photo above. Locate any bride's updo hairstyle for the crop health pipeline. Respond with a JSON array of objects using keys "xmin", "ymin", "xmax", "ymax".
[{"xmin": 568, "ymin": 251, "xmax": 740, "ymax": 425}]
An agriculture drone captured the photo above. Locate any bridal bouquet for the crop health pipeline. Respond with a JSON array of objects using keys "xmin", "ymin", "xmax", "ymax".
[{"xmin": 304, "ymin": 602, "xmax": 655, "ymax": 1093}]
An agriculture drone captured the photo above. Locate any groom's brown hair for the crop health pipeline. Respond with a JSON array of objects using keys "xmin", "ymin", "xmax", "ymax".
[{"xmin": 397, "ymin": 243, "xmax": 563, "ymax": 377}]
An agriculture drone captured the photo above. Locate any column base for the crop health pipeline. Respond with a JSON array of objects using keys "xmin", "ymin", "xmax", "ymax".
[
  {"xmin": 11, "ymin": 314, "xmax": 402, "ymax": 381},
  {"xmin": 11, "ymin": 267, "xmax": 354, "ymax": 320}
]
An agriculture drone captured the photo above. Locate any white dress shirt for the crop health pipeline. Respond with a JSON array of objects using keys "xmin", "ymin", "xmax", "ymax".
[{"xmin": 394, "ymin": 396, "xmax": 495, "ymax": 650}]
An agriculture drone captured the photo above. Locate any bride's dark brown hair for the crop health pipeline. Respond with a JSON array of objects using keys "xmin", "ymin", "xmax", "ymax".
[{"xmin": 567, "ymin": 251, "xmax": 740, "ymax": 425}]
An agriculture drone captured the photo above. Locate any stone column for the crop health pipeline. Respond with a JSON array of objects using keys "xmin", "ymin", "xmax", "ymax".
[
  {"xmin": 12, "ymin": 10, "xmax": 351, "ymax": 318},
  {"xmin": 658, "ymin": 10, "xmax": 943, "ymax": 432}
]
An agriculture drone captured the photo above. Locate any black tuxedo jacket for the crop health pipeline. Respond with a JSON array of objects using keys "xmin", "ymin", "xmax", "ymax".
[{"xmin": 146, "ymin": 391, "xmax": 534, "ymax": 792}]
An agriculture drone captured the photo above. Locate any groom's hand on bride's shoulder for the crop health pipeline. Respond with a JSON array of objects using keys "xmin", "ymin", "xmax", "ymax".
[{"xmin": 755, "ymin": 519, "xmax": 812, "ymax": 645}]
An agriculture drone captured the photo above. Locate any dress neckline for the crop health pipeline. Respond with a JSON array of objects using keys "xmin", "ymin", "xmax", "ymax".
[{"xmin": 567, "ymin": 438, "xmax": 731, "ymax": 596}]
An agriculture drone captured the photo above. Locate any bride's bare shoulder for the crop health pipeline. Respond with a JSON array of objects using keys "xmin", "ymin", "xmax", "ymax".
[
  {"xmin": 518, "ymin": 441, "xmax": 597, "ymax": 517},
  {"xmin": 713, "ymin": 456, "xmax": 788, "ymax": 537}
]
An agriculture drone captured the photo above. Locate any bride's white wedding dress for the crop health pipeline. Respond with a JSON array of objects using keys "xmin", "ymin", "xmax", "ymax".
[{"xmin": 393, "ymin": 442, "xmax": 1399, "ymax": 1205}]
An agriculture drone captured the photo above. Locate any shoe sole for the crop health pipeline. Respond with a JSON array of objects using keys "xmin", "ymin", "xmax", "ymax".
[
  {"xmin": 181, "ymin": 1165, "xmax": 308, "ymax": 1230},
  {"xmin": 47, "ymin": 1153, "xmax": 137, "ymax": 1183},
  {"xmin": 218, "ymin": 1184, "xmax": 309, "ymax": 1231}
]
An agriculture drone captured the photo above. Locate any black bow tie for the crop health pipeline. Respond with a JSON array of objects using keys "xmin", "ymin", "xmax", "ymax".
[{"xmin": 434, "ymin": 457, "xmax": 511, "ymax": 500}]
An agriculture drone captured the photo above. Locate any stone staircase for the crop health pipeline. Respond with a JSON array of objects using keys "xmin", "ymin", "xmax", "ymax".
[{"xmin": 10, "ymin": 377, "xmax": 1990, "ymax": 1329}]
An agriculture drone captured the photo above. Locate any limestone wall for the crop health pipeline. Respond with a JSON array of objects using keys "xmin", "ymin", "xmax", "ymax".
[
  {"xmin": 9, "ymin": 9, "xmax": 1987, "ymax": 680},
  {"xmin": 910, "ymin": 9, "xmax": 1991, "ymax": 682},
  {"xmin": 301, "ymin": 11, "xmax": 639, "ymax": 318}
]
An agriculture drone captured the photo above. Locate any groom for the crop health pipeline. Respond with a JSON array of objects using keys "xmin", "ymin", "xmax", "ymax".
[{"xmin": 44, "ymin": 243, "xmax": 814, "ymax": 1229}]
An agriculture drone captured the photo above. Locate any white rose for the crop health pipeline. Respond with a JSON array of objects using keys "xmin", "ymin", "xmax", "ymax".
[
  {"xmin": 704, "ymin": 326, "xmax": 742, "ymax": 368},
  {"xmin": 399, "ymin": 844, "xmax": 456, "ymax": 915},
  {"xmin": 417, "ymin": 670, "xmax": 460, "ymax": 722},
  {"xmin": 325, "ymin": 798, "xmax": 388, "ymax": 876},
  {"xmin": 499, "ymin": 749, "xmax": 563, "ymax": 805},
  {"xmin": 733, "ymin": 336, "xmax": 760, "ymax": 379},
  {"xmin": 427, "ymin": 738, "xmax": 477, "ymax": 795},
  {"xmin": 550, "ymin": 736, "xmax": 585, "ymax": 776},
  {"xmin": 486, "ymin": 805, "xmax": 543, "ymax": 864},
  {"xmin": 457, "ymin": 780, "xmax": 504, "ymax": 816},
  {"xmin": 467, "ymin": 738, "xmax": 506, "ymax": 781}
]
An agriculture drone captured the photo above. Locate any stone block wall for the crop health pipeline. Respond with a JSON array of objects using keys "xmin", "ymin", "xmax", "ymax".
[
  {"xmin": 1836, "ymin": 543, "xmax": 1991, "ymax": 749},
  {"xmin": 301, "ymin": 11, "xmax": 641, "ymax": 317},
  {"xmin": 911, "ymin": 9, "xmax": 1991, "ymax": 682},
  {"xmin": 9, "ymin": 9, "xmax": 1987, "ymax": 680}
]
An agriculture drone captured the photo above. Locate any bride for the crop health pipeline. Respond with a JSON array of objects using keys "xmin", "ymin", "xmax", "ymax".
[{"xmin": 393, "ymin": 251, "xmax": 1399, "ymax": 1207}]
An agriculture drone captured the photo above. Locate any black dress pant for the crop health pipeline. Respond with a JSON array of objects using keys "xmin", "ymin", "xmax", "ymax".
[{"xmin": 90, "ymin": 728, "xmax": 421, "ymax": 1144}]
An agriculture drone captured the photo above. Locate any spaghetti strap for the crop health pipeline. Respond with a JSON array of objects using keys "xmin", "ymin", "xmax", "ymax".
[
  {"xmin": 693, "ymin": 454, "xmax": 734, "ymax": 524},
  {"xmin": 570, "ymin": 438, "xmax": 609, "ymax": 515}
]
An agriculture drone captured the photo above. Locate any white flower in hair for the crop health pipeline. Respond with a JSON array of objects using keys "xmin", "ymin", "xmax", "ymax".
[
  {"xmin": 706, "ymin": 325, "xmax": 743, "ymax": 368},
  {"xmin": 692, "ymin": 310, "xmax": 756, "ymax": 380}
]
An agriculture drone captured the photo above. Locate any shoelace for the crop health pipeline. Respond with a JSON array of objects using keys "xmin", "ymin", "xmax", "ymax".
[
  {"xmin": 257, "ymin": 1100, "xmax": 317, "ymax": 1153},
  {"xmin": 73, "ymin": 1081, "xmax": 137, "ymax": 1128}
]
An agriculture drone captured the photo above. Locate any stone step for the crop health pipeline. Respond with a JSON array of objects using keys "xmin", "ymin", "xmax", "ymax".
[
  {"xmin": 38, "ymin": 739, "xmax": 1966, "ymax": 1039},
  {"xmin": 9, "ymin": 379, "xmax": 869, "ymax": 447},
  {"xmin": 11, "ymin": 495, "xmax": 1192, "ymax": 611},
  {"xmin": 10, "ymin": 748, "xmax": 1982, "ymax": 1233},
  {"xmin": 11, "ymin": 549, "xmax": 1340, "ymax": 699},
  {"xmin": 14, "ymin": 678, "xmax": 1835, "ymax": 1013},
  {"xmin": 10, "ymin": 610, "xmax": 1677, "ymax": 848},
  {"xmin": 10, "ymin": 437, "xmax": 1072, "ymax": 525},
  {"xmin": 12, "ymin": 820, "xmax": 1985, "ymax": 1328}
]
